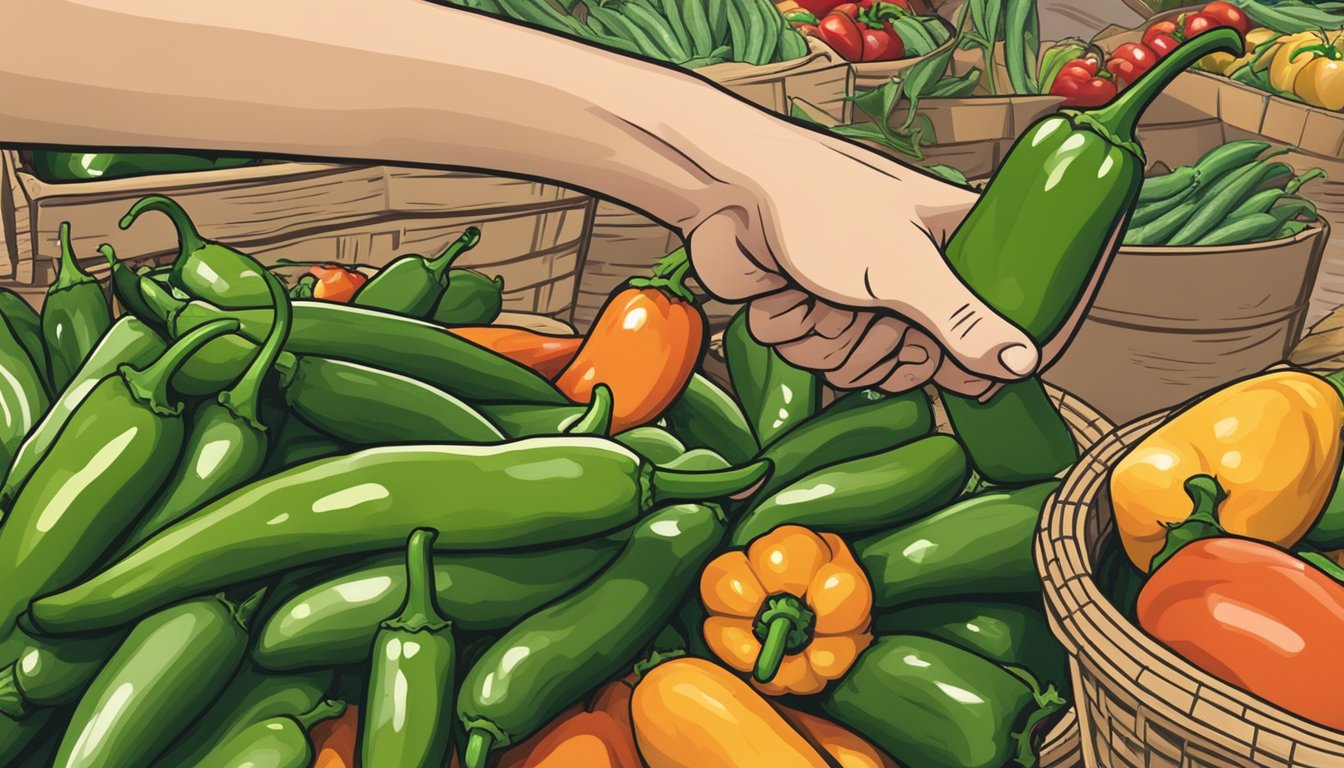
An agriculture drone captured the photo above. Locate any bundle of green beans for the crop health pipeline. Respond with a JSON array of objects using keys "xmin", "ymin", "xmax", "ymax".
[
  {"xmin": 0, "ymin": 195, "xmax": 1078, "ymax": 768},
  {"xmin": 1123, "ymin": 140, "xmax": 1325, "ymax": 247},
  {"xmin": 451, "ymin": 0, "xmax": 809, "ymax": 68}
]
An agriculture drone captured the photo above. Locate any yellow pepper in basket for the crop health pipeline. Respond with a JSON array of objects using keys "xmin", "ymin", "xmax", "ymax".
[
  {"xmin": 1110, "ymin": 369, "xmax": 1344, "ymax": 572},
  {"xmin": 1269, "ymin": 31, "xmax": 1344, "ymax": 109},
  {"xmin": 1198, "ymin": 27, "xmax": 1277, "ymax": 76}
]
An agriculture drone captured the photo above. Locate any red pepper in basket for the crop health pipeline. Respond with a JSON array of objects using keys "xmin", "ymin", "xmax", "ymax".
[
  {"xmin": 1106, "ymin": 42, "xmax": 1158, "ymax": 87},
  {"xmin": 1198, "ymin": 1, "xmax": 1249, "ymax": 35},
  {"xmin": 1143, "ymin": 21, "xmax": 1182, "ymax": 58},
  {"xmin": 816, "ymin": 2, "xmax": 908, "ymax": 63}
]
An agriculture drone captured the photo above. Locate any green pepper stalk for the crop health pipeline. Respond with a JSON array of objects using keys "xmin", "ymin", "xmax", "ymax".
[
  {"xmin": 41, "ymin": 221, "xmax": 112, "ymax": 391},
  {"xmin": 353, "ymin": 227, "xmax": 482, "ymax": 317},
  {"xmin": 120, "ymin": 194, "xmax": 273, "ymax": 309},
  {"xmin": 361, "ymin": 529, "xmax": 457, "ymax": 768},
  {"xmin": 187, "ymin": 699, "xmax": 346, "ymax": 768},
  {"xmin": 0, "ymin": 318, "xmax": 240, "ymax": 643},
  {"xmin": 432, "ymin": 270, "xmax": 505, "ymax": 326},
  {"xmin": 753, "ymin": 594, "xmax": 816, "ymax": 684},
  {"xmin": 102, "ymin": 244, "xmax": 167, "ymax": 332},
  {"xmin": 289, "ymin": 273, "xmax": 318, "ymax": 300},
  {"xmin": 564, "ymin": 383, "xmax": 614, "ymax": 435},
  {"xmin": 51, "ymin": 590, "xmax": 267, "ymax": 768},
  {"xmin": 939, "ymin": 27, "xmax": 1244, "ymax": 485}
]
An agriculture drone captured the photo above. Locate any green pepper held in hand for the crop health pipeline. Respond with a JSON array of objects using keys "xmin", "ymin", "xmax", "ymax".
[
  {"xmin": 938, "ymin": 27, "xmax": 1243, "ymax": 485},
  {"xmin": 42, "ymin": 221, "xmax": 112, "ymax": 391},
  {"xmin": 0, "ymin": 318, "xmax": 240, "ymax": 641},
  {"xmin": 51, "ymin": 590, "xmax": 266, "ymax": 768},
  {"xmin": 30, "ymin": 439, "xmax": 770, "ymax": 634},
  {"xmin": 361, "ymin": 529, "xmax": 458, "ymax": 768},
  {"xmin": 725, "ymin": 306, "xmax": 820, "ymax": 447},
  {"xmin": 433, "ymin": 270, "xmax": 505, "ymax": 326},
  {"xmin": 352, "ymin": 227, "xmax": 481, "ymax": 317},
  {"xmin": 192, "ymin": 699, "xmax": 346, "ymax": 768},
  {"xmin": 120, "ymin": 195, "xmax": 273, "ymax": 309}
]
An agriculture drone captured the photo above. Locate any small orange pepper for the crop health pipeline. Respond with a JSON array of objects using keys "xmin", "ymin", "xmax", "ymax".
[
  {"xmin": 309, "ymin": 264, "xmax": 368, "ymax": 303},
  {"xmin": 309, "ymin": 703, "xmax": 357, "ymax": 768},
  {"xmin": 774, "ymin": 705, "xmax": 902, "ymax": 768},
  {"xmin": 495, "ymin": 680, "xmax": 641, "ymax": 768},
  {"xmin": 700, "ymin": 525, "xmax": 874, "ymax": 696},
  {"xmin": 449, "ymin": 326, "xmax": 584, "ymax": 381}
]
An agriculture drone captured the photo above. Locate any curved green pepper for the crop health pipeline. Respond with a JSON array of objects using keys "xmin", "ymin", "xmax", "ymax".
[
  {"xmin": 460, "ymin": 503, "xmax": 727, "ymax": 767},
  {"xmin": 42, "ymin": 221, "xmax": 111, "ymax": 390},
  {"xmin": 51, "ymin": 590, "xmax": 265, "ymax": 768},
  {"xmin": 854, "ymin": 480, "xmax": 1060, "ymax": 609},
  {"xmin": 103, "ymin": 244, "xmax": 168, "ymax": 334},
  {"xmin": 190, "ymin": 699, "xmax": 346, "ymax": 768},
  {"xmin": 662, "ymin": 373, "xmax": 758, "ymax": 465},
  {"xmin": 661, "ymin": 447, "xmax": 730, "ymax": 472},
  {"xmin": 724, "ymin": 306, "xmax": 820, "ymax": 447},
  {"xmin": 822, "ymin": 635, "xmax": 1064, "ymax": 768},
  {"xmin": 0, "ymin": 315, "xmax": 165, "ymax": 509},
  {"xmin": 0, "ymin": 288, "xmax": 48, "ymax": 395},
  {"xmin": 476, "ymin": 402, "xmax": 590, "ymax": 438},
  {"xmin": 0, "ymin": 314, "xmax": 49, "ymax": 473},
  {"xmin": 0, "ymin": 319, "xmax": 240, "ymax": 640},
  {"xmin": 615, "ymin": 426, "xmax": 686, "ymax": 465},
  {"xmin": 731, "ymin": 434, "xmax": 970, "ymax": 546},
  {"xmin": 353, "ymin": 227, "xmax": 481, "ymax": 317},
  {"xmin": 31, "ymin": 441, "xmax": 769, "ymax": 634},
  {"xmin": 120, "ymin": 195, "xmax": 273, "ymax": 309},
  {"xmin": 361, "ymin": 529, "xmax": 458, "ymax": 768},
  {"xmin": 432, "ymin": 269, "xmax": 504, "ymax": 325}
]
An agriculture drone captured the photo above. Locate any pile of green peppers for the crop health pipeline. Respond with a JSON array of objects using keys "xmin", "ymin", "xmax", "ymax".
[{"xmin": 0, "ymin": 194, "xmax": 1079, "ymax": 768}]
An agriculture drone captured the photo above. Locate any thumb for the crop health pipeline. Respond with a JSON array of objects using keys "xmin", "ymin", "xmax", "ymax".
[{"xmin": 887, "ymin": 265, "xmax": 1040, "ymax": 381}]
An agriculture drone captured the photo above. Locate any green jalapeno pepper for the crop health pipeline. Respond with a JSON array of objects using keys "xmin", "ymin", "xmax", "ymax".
[
  {"xmin": 0, "ymin": 315, "xmax": 166, "ymax": 509},
  {"xmin": 661, "ymin": 447, "xmax": 730, "ymax": 472},
  {"xmin": 42, "ymin": 222, "xmax": 112, "ymax": 391},
  {"xmin": 0, "ymin": 633, "xmax": 109, "ymax": 718},
  {"xmin": 272, "ymin": 352, "xmax": 505, "ymax": 446},
  {"xmin": 432, "ymin": 270, "xmax": 504, "ymax": 326},
  {"xmin": 51, "ymin": 590, "xmax": 265, "ymax": 768},
  {"xmin": 460, "ymin": 503, "xmax": 727, "ymax": 767},
  {"xmin": 820, "ymin": 387, "xmax": 885, "ymax": 415},
  {"xmin": 822, "ymin": 635, "xmax": 1065, "ymax": 768},
  {"xmin": 753, "ymin": 388, "xmax": 933, "ymax": 501},
  {"xmin": 872, "ymin": 600, "xmax": 1071, "ymax": 697},
  {"xmin": 854, "ymin": 480, "xmax": 1060, "ymax": 610},
  {"xmin": 254, "ymin": 533, "xmax": 625, "ymax": 672},
  {"xmin": 120, "ymin": 195, "xmax": 273, "ymax": 309},
  {"xmin": 0, "ymin": 318, "xmax": 240, "ymax": 641},
  {"xmin": 153, "ymin": 664, "xmax": 334, "ymax": 767},
  {"xmin": 731, "ymin": 434, "xmax": 970, "ymax": 546},
  {"xmin": 615, "ymin": 426, "xmax": 686, "ymax": 465},
  {"xmin": 31, "ymin": 440, "xmax": 769, "ymax": 634},
  {"xmin": 0, "ymin": 314, "xmax": 49, "ymax": 474},
  {"xmin": 29, "ymin": 150, "xmax": 257, "ymax": 183},
  {"xmin": 724, "ymin": 306, "xmax": 820, "ymax": 447},
  {"xmin": 104, "ymin": 244, "xmax": 168, "ymax": 333},
  {"xmin": 662, "ymin": 372, "xmax": 758, "ymax": 465},
  {"xmin": 361, "ymin": 529, "xmax": 458, "ymax": 768},
  {"xmin": 0, "ymin": 288, "xmax": 49, "ymax": 395},
  {"xmin": 352, "ymin": 228, "xmax": 481, "ymax": 317},
  {"xmin": 938, "ymin": 29, "xmax": 1241, "ymax": 486},
  {"xmin": 190, "ymin": 699, "xmax": 346, "ymax": 768}
]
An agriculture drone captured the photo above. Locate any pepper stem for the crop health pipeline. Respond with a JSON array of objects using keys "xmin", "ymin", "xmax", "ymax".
[
  {"xmin": 1146, "ymin": 474, "xmax": 1228, "ymax": 573},
  {"xmin": 1078, "ymin": 28, "xmax": 1242, "ymax": 149},
  {"xmin": 119, "ymin": 195, "xmax": 207, "ymax": 255},
  {"xmin": 383, "ymin": 528, "xmax": 453, "ymax": 633},
  {"xmin": 136, "ymin": 273, "xmax": 189, "ymax": 330},
  {"xmin": 294, "ymin": 699, "xmax": 347, "ymax": 732},
  {"xmin": 218, "ymin": 271, "xmax": 292, "ymax": 431},
  {"xmin": 752, "ymin": 594, "xmax": 816, "ymax": 683},
  {"xmin": 427, "ymin": 227, "xmax": 482, "ymax": 280},
  {"xmin": 0, "ymin": 664, "xmax": 28, "ymax": 719},
  {"xmin": 51, "ymin": 221, "xmax": 97, "ymax": 292},
  {"xmin": 1004, "ymin": 665, "xmax": 1066, "ymax": 768},
  {"xmin": 120, "ymin": 318, "xmax": 240, "ymax": 416},
  {"xmin": 565, "ymin": 384, "xmax": 614, "ymax": 436},
  {"xmin": 229, "ymin": 587, "xmax": 269, "ymax": 630},
  {"xmin": 649, "ymin": 460, "xmax": 771, "ymax": 505},
  {"xmin": 631, "ymin": 250, "xmax": 698, "ymax": 305},
  {"xmin": 464, "ymin": 729, "xmax": 495, "ymax": 768}
]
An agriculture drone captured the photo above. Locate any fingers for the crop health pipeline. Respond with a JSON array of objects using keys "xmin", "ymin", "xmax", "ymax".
[{"xmin": 686, "ymin": 211, "xmax": 787, "ymax": 302}]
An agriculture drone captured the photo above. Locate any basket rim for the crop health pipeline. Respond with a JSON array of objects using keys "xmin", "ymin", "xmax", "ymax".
[{"xmin": 1037, "ymin": 363, "xmax": 1344, "ymax": 758}]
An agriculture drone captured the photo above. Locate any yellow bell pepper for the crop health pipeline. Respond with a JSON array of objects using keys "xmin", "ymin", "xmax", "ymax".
[
  {"xmin": 1199, "ymin": 27, "xmax": 1277, "ymax": 76},
  {"xmin": 1270, "ymin": 31, "xmax": 1344, "ymax": 105},
  {"xmin": 1110, "ymin": 369, "xmax": 1344, "ymax": 572}
]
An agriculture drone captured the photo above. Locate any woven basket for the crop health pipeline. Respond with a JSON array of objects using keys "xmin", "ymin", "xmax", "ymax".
[{"xmin": 1037, "ymin": 362, "xmax": 1344, "ymax": 768}]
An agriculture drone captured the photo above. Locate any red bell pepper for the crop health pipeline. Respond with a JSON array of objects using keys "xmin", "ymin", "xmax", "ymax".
[
  {"xmin": 1106, "ymin": 42, "xmax": 1158, "ymax": 88},
  {"xmin": 1049, "ymin": 53, "xmax": 1116, "ymax": 107},
  {"xmin": 816, "ymin": 1, "xmax": 910, "ymax": 62}
]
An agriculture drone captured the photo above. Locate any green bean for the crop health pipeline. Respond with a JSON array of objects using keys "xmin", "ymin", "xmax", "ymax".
[
  {"xmin": 681, "ymin": 0, "xmax": 714, "ymax": 57},
  {"xmin": 623, "ymin": 1, "xmax": 688, "ymax": 60},
  {"xmin": 1137, "ymin": 166, "xmax": 1197, "ymax": 203},
  {"xmin": 1192, "ymin": 213, "xmax": 1279, "ymax": 246},
  {"xmin": 1169, "ymin": 161, "xmax": 1294, "ymax": 246},
  {"xmin": 661, "ymin": 0, "xmax": 693, "ymax": 58}
]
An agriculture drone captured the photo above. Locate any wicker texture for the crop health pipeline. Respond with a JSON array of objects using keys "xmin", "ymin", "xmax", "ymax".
[{"xmin": 1038, "ymin": 384, "xmax": 1344, "ymax": 768}]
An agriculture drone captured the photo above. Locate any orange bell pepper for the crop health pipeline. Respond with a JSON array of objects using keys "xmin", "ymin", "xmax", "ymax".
[
  {"xmin": 449, "ymin": 326, "xmax": 583, "ymax": 381},
  {"xmin": 1111, "ymin": 369, "xmax": 1344, "ymax": 572},
  {"xmin": 631, "ymin": 657, "xmax": 832, "ymax": 768},
  {"xmin": 309, "ymin": 264, "xmax": 368, "ymax": 303},
  {"xmin": 555, "ymin": 249, "xmax": 706, "ymax": 434},
  {"xmin": 700, "ymin": 525, "xmax": 874, "ymax": 696},
  {"xmin": 495, "ymin": 680, "xmax": 641, "ymax": 768},
  {"xmin": 774, "ymin": 705, "xmax": 902, "ymax": 768}
]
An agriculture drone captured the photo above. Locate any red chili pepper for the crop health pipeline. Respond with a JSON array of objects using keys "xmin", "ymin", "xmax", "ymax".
[
  {"xmin": 1200, "ymin": 1, "xmax": 1250, "ymax": 35},
  {"xmin": 1183, "ymin": 12, "xmax": 1226, "ymax": 38},
  {"xmin": 1106, "ymin": 42, "xmax": 1158, "ymax": 88}
]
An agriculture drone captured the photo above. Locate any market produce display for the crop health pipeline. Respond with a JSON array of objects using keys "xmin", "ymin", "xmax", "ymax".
[
  {"xmin": 1121, "ymin": 140, "xmax": 1325, "ymax": 246},
  {"xmin": 777, "ymin": 0, "xmax": 953, "ymax": 63},
  {"xmin": 0, "ymin": 181, "xmax": 1096, "ymax": 766},
  {"xmin": 1100, "ymin": 366, "xmax": 1344, "ymax": 731}
]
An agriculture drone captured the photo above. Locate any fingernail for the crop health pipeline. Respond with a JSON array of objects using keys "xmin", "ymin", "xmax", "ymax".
[{"xmin": 998, "ymin": 344, "xmax": 1038, "ymax": 377}]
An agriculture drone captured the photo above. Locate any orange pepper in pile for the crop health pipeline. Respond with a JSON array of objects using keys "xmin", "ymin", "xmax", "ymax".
[
  {"xmin": 495, "ymin": 680, "xmax": 641, "ymax": 768},
  {"xmin": 555, "ymin": 249, "xmax": 706, "ymax": 434},
  {"xmin": 309, "ymin": 703, "xmax": 357, "ymax": 768},
  {"xmin": 775, "ymin": 705, "xmax": 902, "ymax": 768},
  {"xmin": 449, "ymin": 326, "xmax": 583, "ymax": 381},
  {"xmin": 309, "ymin": 264, "xmax": 368, "ymax": 303},
  {"xmin": 700, "ymin": 525, "xmax": 874, "ymax": 695}
]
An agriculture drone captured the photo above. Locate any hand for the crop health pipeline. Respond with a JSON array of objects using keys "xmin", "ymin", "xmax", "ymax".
[{"xmin": 684, "ymin": 125, "xmax": 1042, "ymax": 397}]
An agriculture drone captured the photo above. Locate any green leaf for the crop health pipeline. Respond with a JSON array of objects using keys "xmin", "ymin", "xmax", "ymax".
[
  {"xmin": 899, "ymin": 45, "xmax": 958, "ymax": 131},
  {"xmin": 929, "ymin": 69, "xmax": 981, "ymax": 97},
  {"xmin": 925, "ymin": 164, "xmax": 970, "ymax": 186},
  {"xmin": 847, "ymin": 76, "xmax": 906, "ymax": 126}
]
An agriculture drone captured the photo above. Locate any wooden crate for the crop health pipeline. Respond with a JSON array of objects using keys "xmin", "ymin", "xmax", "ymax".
[{"xmin": 1, "ymin": 150, "xmax": 596, "ymax": 320}]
